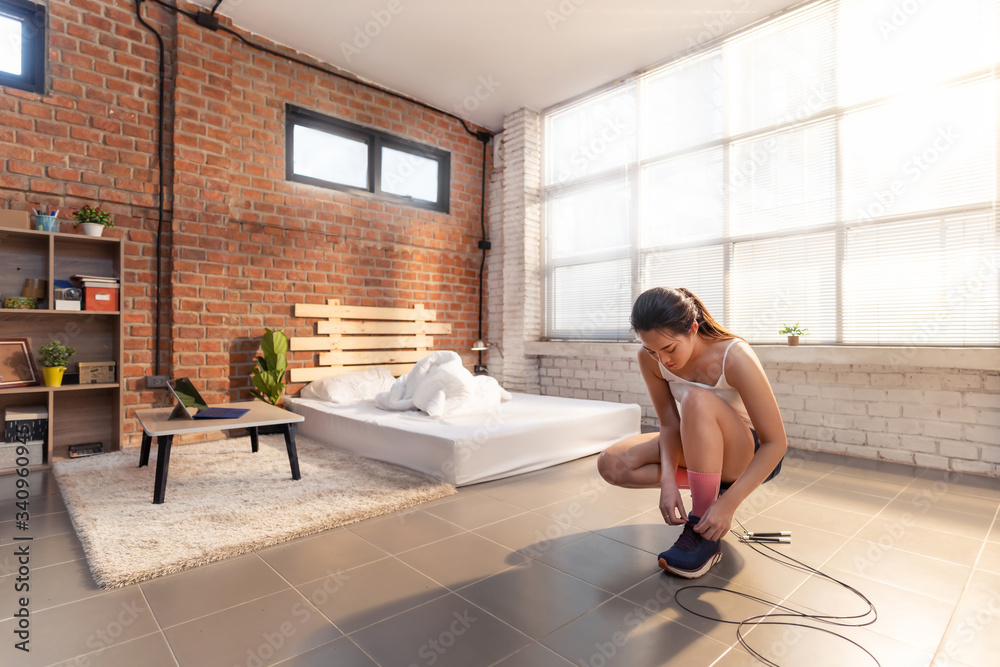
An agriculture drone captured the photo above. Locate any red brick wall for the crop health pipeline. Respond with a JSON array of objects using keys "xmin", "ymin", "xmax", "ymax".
[{"xmin": 1, "ymin": 0, "xmax": 491, "ymax": 445}]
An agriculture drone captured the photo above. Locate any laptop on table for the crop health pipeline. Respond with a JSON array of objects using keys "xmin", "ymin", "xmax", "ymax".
[{"xmin": 166, "ymin": 377, "xmax": 251, "ymax": 420}]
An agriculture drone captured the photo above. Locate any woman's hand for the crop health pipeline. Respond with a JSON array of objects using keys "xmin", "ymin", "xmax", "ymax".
[
  {"xmin": 659, "ymin": 484, "xmax": 688, "ymax": 525},
  {"xmin": 694, "ymin": 498, "xmax": 735, "ymax": 542}
]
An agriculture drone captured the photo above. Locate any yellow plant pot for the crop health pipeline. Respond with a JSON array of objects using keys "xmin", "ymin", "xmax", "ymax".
[{"xmin": 42, "ymin": 366, "xmax": 66, "ymax": 387}]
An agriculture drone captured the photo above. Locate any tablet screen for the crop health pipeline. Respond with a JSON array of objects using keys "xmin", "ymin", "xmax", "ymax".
[{"xmin": 168, "ymin": 377, "xmax": 209, "ymax": 413}]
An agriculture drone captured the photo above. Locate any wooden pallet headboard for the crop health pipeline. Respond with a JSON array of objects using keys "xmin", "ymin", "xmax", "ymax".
[{"xmin": 289, "ymin": 299, "xmax": 452, "ymax": 383}]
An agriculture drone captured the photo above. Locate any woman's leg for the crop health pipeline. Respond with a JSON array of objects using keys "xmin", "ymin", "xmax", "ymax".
[
  {"xmin": 597, "ymin": 432, "xmax": 687, "ymax": 489},
  {"xmin": 677, "ymin": 388, "xmax": 755, "ymax": 517}
]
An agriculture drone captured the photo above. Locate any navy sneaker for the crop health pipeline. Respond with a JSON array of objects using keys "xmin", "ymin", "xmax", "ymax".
[{"xmin": 658, "ymin": 515, "xmax": 722, "ymax": 578}]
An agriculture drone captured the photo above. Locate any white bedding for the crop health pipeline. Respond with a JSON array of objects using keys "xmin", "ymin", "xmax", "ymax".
[
  {"xmin": 374, "ymin": 350, "xmax": 512, "ymax": 418},
  {"xmin": 284, "ymin": 392, "xmax": 641, "ymax": 486}
]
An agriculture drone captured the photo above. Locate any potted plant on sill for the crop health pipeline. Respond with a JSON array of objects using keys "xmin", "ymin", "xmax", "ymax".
[
  {"xmin": 72, "ymin": 204, "xmax": 114, "ymax": 237},
  {"xmin": 778, "ymin": 323, "xmax": 808, "ymax": 346},
  {"xmin": 38, "ymin": 340, "xmax": 76, "ymax": 387}
]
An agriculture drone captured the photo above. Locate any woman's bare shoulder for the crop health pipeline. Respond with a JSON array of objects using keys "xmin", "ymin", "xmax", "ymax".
[{"xmin": 637, "ymin": 347, "xmax": 665, "ymax": 380}]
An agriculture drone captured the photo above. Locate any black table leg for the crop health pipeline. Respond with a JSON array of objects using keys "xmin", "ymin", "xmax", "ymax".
[
  {"xmin": 248, "ymin": 426, "xmax": 259, "ymax": 453},
  {"xmin": 282, "ymin": 422, "xmax": 301, "ymax": 480},
  {"xmin": 139, "ymin": 432, "xmax": 152, "ymax": 467},
  {"xmin": 152, "ymin": 434, "xmax": 174, "ymax": 504}
]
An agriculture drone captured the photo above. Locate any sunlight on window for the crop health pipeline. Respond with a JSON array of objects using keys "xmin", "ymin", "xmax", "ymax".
[
  {"xmin": 550, "ymin": 259, "xmax": 632, "ymax": 338},
  {"xmin": 292, "ymin": 125, "xmax": 368, "ymax": 189},
  {"xmin": 640, "ymin": 148, "xmax": 723, "ymax": 247},
  {"xmin": 838, "ymin": 0, "xmax": 998, "ymax": 106},
  {"xmin": 643, "ymin": 246, "xmax": 724, "ymax": 320},
  {"xmin": 842, "ymin": 80, "xmax": 995, "ymax": 221},
  {"xmin": 381, "ymin": 147, "xmax": 438, "ymax": 203},
  {"xmin": 546, "ymin": 87, "xmax": 635, "ymax": 185},
  {"xmin": 543, "ymin": 0, "xmax": 998, "ymax": 344},
  {"xmin": 642, "ymin": 54, "xmax": 723, "ymax": 158},
  {"xmin": 0, "ymin": 15, "xmax": 22, "ymax": 76},
  {"xmin": 730, "ymin": 233, "xmax": 838, "ymax": 342},
  {"xmin": 842, "ymin": 214, "xmax": 999, "ymax": 344},
  {"xmin": 547, "ymin": 180, "xmax": 630, "ymax": 260}
]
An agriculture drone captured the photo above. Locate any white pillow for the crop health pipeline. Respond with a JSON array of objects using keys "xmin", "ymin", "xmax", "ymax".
[{"xmin": 300, "ymin": 367, "xmax": 396, "ymax": 404}]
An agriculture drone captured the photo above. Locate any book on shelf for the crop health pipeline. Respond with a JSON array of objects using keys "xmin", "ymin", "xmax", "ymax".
[
  {"xmin": 70, "ymin": 275, "xmax": 120, "ymax": 289},
  {"xmin": 71, "ymin": 274, "xmax": 119, "ymax": 283}
]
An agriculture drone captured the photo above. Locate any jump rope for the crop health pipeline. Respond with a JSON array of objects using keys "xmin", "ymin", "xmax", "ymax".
[{"xmin": 671, "ymin": 516, "xmax": 881, "ymax": 667}]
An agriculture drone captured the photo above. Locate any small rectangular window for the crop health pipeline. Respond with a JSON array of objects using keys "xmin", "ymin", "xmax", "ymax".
[
  {"xmin": 380, "ymin": 145, "xmax": 440, "ymax": 203},
  {"xmin": 286, "ymin": 105, "xmax": 450, "ymax": 213},
  {"xmin": 0, "ymin": 0, "xmax": 45, "ymax": 95},
  {"xmin": 292, "ymin": 125, "xmax": 369, "ymax": 189}
]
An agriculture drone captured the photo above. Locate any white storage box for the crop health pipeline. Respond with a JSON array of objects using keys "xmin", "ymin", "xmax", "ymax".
[{"xmin": 0, "ymin": 440, "xmax": 44, "ymax": 468}]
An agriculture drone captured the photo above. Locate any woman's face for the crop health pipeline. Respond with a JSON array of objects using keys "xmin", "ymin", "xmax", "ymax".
[{"xmin": 637, "ymin": 325, "xmax": 697, "ymax": 372}]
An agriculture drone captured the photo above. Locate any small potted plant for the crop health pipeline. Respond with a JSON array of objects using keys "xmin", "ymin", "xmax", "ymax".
[
  {"xmin": 38, "ymin": 340, "xmax": 76, "ymax": 387},
  {"xmin": 72, "ymin": 204, "xmax": 114, "ymax": 237},
  {"xmin": 778, "ymin": 323, "xmax": 808, "ymax": 346},
  {"xmin": 250, "ymin": 328, "xmax": 289, "ymax": 406}
]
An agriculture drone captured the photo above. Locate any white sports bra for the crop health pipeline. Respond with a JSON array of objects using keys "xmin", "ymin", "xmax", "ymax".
[{"xmin": 657, "ymin": 338, "xmax": 752, "ymax": 427}]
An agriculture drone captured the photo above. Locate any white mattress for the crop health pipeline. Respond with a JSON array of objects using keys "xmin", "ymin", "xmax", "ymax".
[{"xmin": 284, "ymin": 392, "xmax": 641, "ymax": 486}]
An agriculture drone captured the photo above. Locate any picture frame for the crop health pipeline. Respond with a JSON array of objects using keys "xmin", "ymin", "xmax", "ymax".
[{"xmin": 0, "ymin": 338, "xmax": 39, "ymax": 388}]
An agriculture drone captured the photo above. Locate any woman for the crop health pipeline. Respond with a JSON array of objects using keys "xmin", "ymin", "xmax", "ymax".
[{"xmin": 597, "ymin": 287, "xmax": 786, "ymax": 578}]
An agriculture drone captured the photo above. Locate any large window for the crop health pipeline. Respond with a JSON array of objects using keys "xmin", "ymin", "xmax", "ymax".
[
  {"xmin": 0, "ymin": 0, "xmax": 45, "ymax": 94},
  {"xmin": 286, "ymin": 105, "xmax": 451, "ymax": 213},
  {"xmin": 543, "ymin": 0, "xmax": 999, "ymax": 345}
]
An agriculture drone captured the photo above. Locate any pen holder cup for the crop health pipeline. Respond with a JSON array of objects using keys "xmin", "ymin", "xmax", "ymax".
[{"xmin": 35, "ymin": 215, "xmax": 59, "ymax": 232}]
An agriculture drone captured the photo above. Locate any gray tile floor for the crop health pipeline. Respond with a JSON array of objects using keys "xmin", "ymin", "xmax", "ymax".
[{"xmin": 1, "ymin": 448, "xmax": 999, "ymax": 666}]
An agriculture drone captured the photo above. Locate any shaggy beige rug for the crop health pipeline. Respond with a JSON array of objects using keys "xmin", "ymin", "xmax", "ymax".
[{"xmin": 53, "ymin": 434, "xmax": 455, "ymax": 589}]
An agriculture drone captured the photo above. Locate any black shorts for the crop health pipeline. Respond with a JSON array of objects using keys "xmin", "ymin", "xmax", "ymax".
[{"xmin": 720, "ymin": 428, "xmax": 783, "ymax": 492}]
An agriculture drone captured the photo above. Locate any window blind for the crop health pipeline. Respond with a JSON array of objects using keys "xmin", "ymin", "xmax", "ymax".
[{"xmin": 542, "ymin": 0, "xmax": 999, "ymax": 345}]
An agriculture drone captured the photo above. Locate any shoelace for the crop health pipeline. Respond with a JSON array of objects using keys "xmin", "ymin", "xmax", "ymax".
[{"xmin": 673, "ymin": 521, "xmax": 700, "ymax": 551}]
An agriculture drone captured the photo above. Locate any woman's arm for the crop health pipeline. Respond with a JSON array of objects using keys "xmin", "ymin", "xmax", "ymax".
[{"xmin": 637, "ymin": 350, "xmax": 687, "ymax": 524}]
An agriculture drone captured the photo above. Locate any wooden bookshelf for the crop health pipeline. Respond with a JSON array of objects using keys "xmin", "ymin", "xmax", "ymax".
[{"xmin": 0, "ymin": 227, "xmax": 123, "ymax": 471}]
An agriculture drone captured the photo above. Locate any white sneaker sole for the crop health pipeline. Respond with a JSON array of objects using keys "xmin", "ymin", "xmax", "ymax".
[{"xmin": 658, "ymin": 551, "xmax": 722, "ymax": 579}]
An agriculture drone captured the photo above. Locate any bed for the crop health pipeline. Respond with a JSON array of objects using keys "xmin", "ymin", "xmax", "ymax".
[{"xmin": 285, "ymin": 300, "xmax": 641, "ymax": 486}]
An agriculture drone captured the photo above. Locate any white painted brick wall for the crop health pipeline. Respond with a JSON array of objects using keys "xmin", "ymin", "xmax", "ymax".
[
  {"xmin": 539, "ymin": 353, "xmax": 1000, "ymax": 477},
  {"xmin": 490, "ymin": 109, "xmax": 544, "ymax": 393}
]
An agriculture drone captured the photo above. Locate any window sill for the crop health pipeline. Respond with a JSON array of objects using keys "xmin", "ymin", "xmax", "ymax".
[{"xmin": 525, "ymin": 341, "xmax": 1000, "ymax": 371}]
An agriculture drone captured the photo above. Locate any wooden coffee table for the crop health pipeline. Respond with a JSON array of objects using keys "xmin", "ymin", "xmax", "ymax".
[{"xmin": 134, "ymin": 401, "xmax": 305, "ymax": 504}]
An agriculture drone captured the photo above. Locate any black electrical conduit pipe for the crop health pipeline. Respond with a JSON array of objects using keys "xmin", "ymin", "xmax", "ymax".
[
  {"xmin": 133, "ymin": 0, "xmax": 167, "ymax": 376},
  {"xmin": 132, "ymin": 0, "xmax": 493, "ymax": 375}
]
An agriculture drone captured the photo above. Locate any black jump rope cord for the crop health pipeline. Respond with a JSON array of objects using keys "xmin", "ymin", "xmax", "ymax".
[{"xmin": 672, "ymin": 517, "xmax": 881, "ymax": 667}]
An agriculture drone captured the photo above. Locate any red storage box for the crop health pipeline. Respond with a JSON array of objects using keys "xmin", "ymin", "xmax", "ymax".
[{"xmin": 84, "ymin": 286, "xmax": 119, "ymax": 311}]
